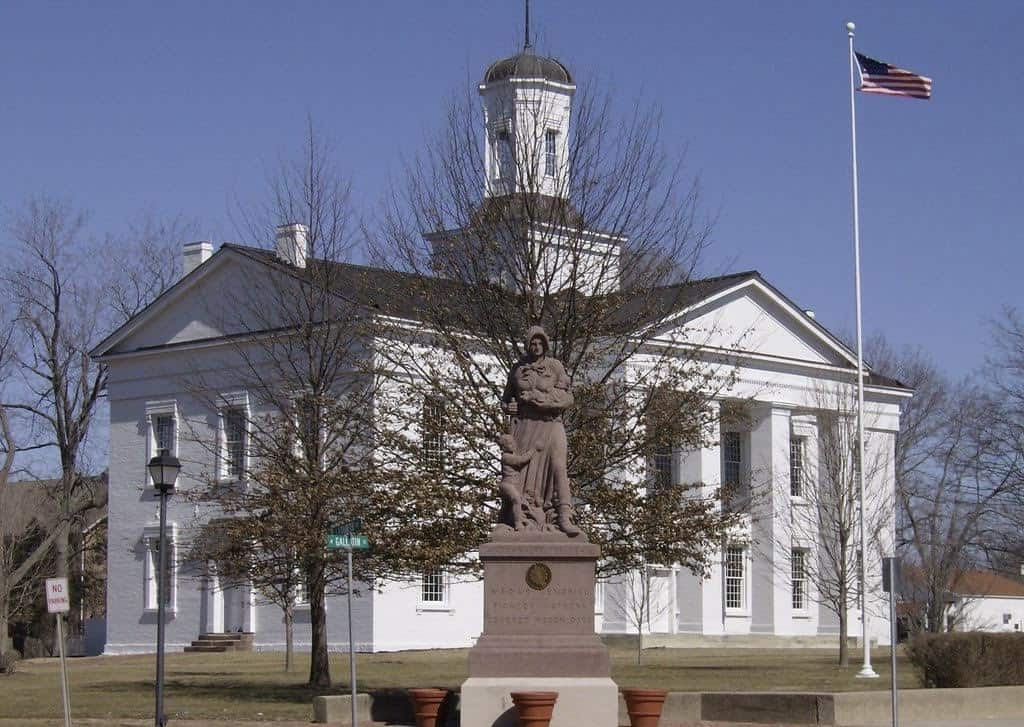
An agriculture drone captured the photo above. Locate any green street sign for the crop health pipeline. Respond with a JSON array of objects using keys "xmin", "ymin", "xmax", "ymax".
[
  {"xmin": 327, "ymin": 534, "xmax": 369, "ymax": 550},
  {"xmin": 333, "ymin": 518, "xmax": 363, "ymax": 537}
]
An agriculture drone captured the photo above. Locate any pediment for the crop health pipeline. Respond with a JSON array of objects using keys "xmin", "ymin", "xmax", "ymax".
[
  {"xmin": 94, "ymin": 249, "xmax": 288, "ymax": 357},
  {"xmin": 653, "ymin": 278, "xmax": 858, "ymax": 369}
]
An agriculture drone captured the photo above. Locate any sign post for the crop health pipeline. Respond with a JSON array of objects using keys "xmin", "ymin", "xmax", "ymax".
[
  {"xmin": 882, "ymin": 556, "xmax": 901, "ymax": 727},
  {"xmin": 45, "ymin": 578, "xmax": 72, "ymax": 727},
  {"xmin": 327, "ymin": 521, "xmax": 370, "ymax": 727}
]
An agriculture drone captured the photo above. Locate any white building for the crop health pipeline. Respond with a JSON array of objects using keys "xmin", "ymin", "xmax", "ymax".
[
  {"xmin": 93, "ymin": 40, "xmax": 909, "ymax": 655},
  {"xmin": 942, "ymin": 570, "xmax": 1024, "ymax": 634}
]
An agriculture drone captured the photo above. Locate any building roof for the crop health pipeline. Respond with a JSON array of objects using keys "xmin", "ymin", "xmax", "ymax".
[
  {"xmin": 225, "ymin": 246, "xmax": 905, "ymax": 389},
  {"xmin": 93, "ymin": 240, "xmax": 910, "ymax": 392},
  {"xmin": 2, "ymin": 479, "xmax": 60, "ymax": 537},
  {"xmin": 484, "ymin": 48, "xmax": 573, "ymax": 85},
  {"xmin": 949, "ymin": 570, "xmax": 1024, "ymax": 598},
  {"xmin": 1, "ymin": 475, "xmax": 107, "ymax": 537}
]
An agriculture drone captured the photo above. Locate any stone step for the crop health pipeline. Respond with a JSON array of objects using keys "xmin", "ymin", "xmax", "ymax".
[
  {"xmin": 183, "ymin": 644, "xmax": 230, "ymax": 653},
  {"xmin": 197, "ymin": 632, "xmax": 252, "ymax": 642},
  {"xmin": 186, "ymin": 632, "xmax": 255, "ymax": 652},
  {"xmin": 189, "ymin": 639, "xmax": 237, "ymax": 649}
]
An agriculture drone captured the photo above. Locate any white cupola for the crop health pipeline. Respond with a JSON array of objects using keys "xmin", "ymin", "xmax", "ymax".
[{"xmin": 479, "ymin": 41, "xmax": 575, "ymax": 199}]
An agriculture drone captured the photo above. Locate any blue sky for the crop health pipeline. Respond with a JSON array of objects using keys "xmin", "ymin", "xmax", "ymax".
[{"xmin": 2, "ymin": 1, "xmax": 1021, "ymax": 379}]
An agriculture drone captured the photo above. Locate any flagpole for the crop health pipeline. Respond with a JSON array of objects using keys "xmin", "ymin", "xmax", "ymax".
[{"xmin": 847, "ymin": 20, "xmax": 879, "ymax": 680}]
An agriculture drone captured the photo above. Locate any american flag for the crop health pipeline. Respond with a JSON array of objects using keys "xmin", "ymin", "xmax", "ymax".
[{"xmin": 855, "ymin": 52, "xmax": 932, "ymax": 100}]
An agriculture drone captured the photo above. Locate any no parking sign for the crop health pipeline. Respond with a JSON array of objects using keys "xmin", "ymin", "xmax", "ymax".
[{"xmin": 45, "ymin": 577, "xmax": 70, "ymax": 613}]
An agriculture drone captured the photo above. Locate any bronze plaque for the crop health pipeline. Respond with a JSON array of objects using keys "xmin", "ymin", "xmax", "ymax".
[{"xmin": 525, "ymin": 562, "xmax": 552, "ymax": 591}]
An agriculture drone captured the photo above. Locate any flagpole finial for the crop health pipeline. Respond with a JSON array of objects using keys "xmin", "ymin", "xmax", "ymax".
[{"xmin": 846, "ymin": 21, "xmax": 856, "ymax": 35}]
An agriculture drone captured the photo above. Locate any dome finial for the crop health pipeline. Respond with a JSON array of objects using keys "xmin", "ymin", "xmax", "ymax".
[{"xmin": 524, "ymin": 0, "xmax": 532, "ymax": 50}]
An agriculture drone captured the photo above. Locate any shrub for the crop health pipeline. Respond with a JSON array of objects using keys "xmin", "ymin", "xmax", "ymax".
[
  {"xmin": 20, "ymin": 637, "xmax": 51, "ymax": 659},
  {"xmin": 0, "ymin": 652, "xmax": 17, "ymax": 675},
  {"xmin": 907, "ymin": 632, "xmax": 1024, "ymax": 688}
]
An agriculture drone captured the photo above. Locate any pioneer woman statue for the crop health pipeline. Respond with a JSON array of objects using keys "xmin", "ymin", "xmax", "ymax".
[{"xmin": 499, "ymin": 326, "xmax": 582, "ymax": 537}]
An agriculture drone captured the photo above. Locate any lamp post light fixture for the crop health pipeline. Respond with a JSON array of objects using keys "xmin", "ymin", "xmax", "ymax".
[{"xmin": 148, "ymin": 449, "xmax": 181, "ymax": 727}]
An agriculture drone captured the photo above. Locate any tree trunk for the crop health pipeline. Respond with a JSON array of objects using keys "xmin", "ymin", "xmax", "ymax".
[
  {"xmin": 926, "ymin": 597, "xmax": 944, "ymax": 633},
  {"xmin": 284, "ymin": 605, "xmax": 294, "ymax": 673},
  {"xmin": 307, "ymin": 560, "xmax": 330, "ymax": 687},
  {"xmin": 0, "ymin": 596, "xmax": 9, "ymax": 660},
  {"xmin": 55, "ymin": 526, "xmax": 68, "ymax": 579},
  {"xmin": 838, "ymin": 581, "xmax": 849, "ymax": 667}
]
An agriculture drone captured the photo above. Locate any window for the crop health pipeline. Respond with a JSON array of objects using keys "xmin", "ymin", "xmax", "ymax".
[
  {"xmin": 544, "ymin": 129, "xmax": 557, "ymax": 177},
  {"xmin": 851, "ymin": 436, "xmax": 863, "ymax": 482},
  {"xmin": 155, "ymin": 415, "xmax": 175, "ymax": 455},
  {"xmin": 293, "ymin": 568, "xmax": 309, "ymax": 608},
  {"xmin": 145, "ymin": 401, "xmax": 177, "ymax": 486},
  {"xmin": 594, "ymin": 579, "xmax": 605, "ymax": 615},
  {"xmin": 790, "ymin": 436, "xmax": 805, "ymax": 497},
  {"xmin": 421, "ymin": 396, "xmax": 447, "ymax": 471},
  {"xmin": 725, "ymin": 546, "xmax": 745, "ymax": 610},
  {"xmin": 295, "ymin": 394, "xmax": 322, "ymax": 463},
  {"xmin": 792, "ymin": 549, "xmax": 807, "ymax": 611},
  {"xmin": 722, "ymin": 432, "xmax": 742, "ymax": 486},
  {"xmin": 650, "ymin": 447, "xmax": 673, "ymax": 490},
  {"xmin": 419, "ymin": 570, "xmax": 449, "ymax": 609},
  {"xmin": 223, "ymin": 407, "xmax": 247, "ymax": 479},
  {"xmin": 497, "ymin": 130, "xmax": 514, "ymax": 181},
  {"xmin": 1004, "ymin": 613, "xmax": 1012, "ymax": 625},
  {"xmin": 144, "ymin": 527, "xmax": 176, "ymax": 611}
]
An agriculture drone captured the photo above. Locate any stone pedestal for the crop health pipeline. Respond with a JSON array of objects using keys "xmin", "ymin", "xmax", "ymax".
[{"xmin": 461, "ymin": 533, "xmax": 617, "ymax": 727}]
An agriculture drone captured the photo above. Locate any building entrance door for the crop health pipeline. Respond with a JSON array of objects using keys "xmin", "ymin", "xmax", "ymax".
[
  {"xmin": 201, "ymin": 564, "xmax": 224, "ymax": 634},
  {"xmin": 223, "ymin": 583, "xmax": 249, "ymax": 632},
  {"xmin": 201, "ymin": 562, "xmax": 251, "ymax": 633}
]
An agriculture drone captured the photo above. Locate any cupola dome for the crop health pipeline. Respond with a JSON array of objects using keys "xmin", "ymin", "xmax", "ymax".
[{"xmin": 483, "ymin": 47, "xmax": 572, "ymax": 85}]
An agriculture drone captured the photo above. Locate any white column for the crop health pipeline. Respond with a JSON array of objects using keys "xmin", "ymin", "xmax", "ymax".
[
  {"xmin": 678, "ymin": 402, "xmax": 724, "ymax": 635},
  {"xmin": 749, "ymin": 405, "xmax": 791, "ymax": 635}
]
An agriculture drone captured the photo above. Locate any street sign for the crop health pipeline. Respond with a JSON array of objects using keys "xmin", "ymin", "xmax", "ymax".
[
  {"xmin": 333, "ymin": 518, "xmax": 363, "ymax": 537},
  {"xmin": 45, "ymin": 578, "xmax": 70, "ymax": 614},
  {"xmin": 882, "ymin": 557, "xmax": 901, "ymax": 593},
  {"xmin": 45, "ymin": 578, "xmax": 73, "ymax": 727},
  {"xmin": 327, "ymin": 534, "xmax": 369, "ymax": 550}
]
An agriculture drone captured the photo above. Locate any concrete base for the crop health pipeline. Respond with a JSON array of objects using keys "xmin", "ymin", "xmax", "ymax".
[
  {"xmin": 460, "ymin": 677, "xmax": 618, "ymax": 727},
  {"xmin": 312, "ymin": 693, "xmax": 372, "ymax": 725}
]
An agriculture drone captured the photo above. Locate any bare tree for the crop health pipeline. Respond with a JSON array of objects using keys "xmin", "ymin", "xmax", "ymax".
[
  {"xmin": 0, "ymin": 322, "xmax": 48, "ymax": 659},
  {"xmin": 977, "ymin": 307, "xmax": 1024, "ymax": 579},
  {"xmin": 4, "ymin": 198, "xmax": 109, "ymax": 594},
  {"xmin": 606, "ymin": 564, "xmax": 671, "ymax": 665},
  {"xmin": 106, "ymin": 210, "xmax": 198, "ymax": 320},
  {"xmin": 186, "ymin": 127, "xmax": 419, "ymax": 687},
  {"xmin": 3, "ymin": 196, "xmax": 196, "ymax": 637},
  {"xmin": 371, "ymin": 81, "xmax": 740, "ymax": 578},
  {"xmin": 773, "ymin": 385, "xmax": 893, "ymax": 666},
  {"xmin": 190, "ymin": 519, "xmax": 305, "ymax": 672},
  {"xmin": 896, "ymin": 381, "xmax": 1012, "ymax": 633}
]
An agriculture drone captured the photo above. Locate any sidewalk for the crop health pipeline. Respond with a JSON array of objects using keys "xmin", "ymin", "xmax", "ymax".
[{"xmin": 3, "ymin": 719, "xmax": 1020, "ymax": 726}]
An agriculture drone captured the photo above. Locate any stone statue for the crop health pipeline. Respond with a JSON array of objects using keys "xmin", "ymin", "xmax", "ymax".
[{"xmin": 497, "ymin": 326, "xmax": 582, "ymax": 537}]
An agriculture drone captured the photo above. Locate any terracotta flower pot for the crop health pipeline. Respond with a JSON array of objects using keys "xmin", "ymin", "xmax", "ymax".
[
  {"xmin": 510, "ymin": 690, "xmax": 559, "ymax": 727},
  {"xmin": 408, "ymin": 688, "xmax": 448, "ymax": 727},
  {"xmin": 621, "ymin": 688, "xmax": 668, "ymax": 727}
]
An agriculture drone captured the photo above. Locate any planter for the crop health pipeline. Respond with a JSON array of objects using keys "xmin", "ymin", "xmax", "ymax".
[
  {"xmin": 510, "ymin": 690, "xmax": 559, "ymax": 727},
  {"xmin": 621, "ymin": 688, "xmax": 668, "ymax": 727},
  {"xmin": 408, "ymin": 688, "xmax": 448, "ymax": 727}
]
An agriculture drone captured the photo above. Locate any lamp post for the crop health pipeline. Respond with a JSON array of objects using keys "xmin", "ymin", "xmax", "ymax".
[{"xmin": 148, "ymin": 449, "xmax": 181, "ymax": 727}]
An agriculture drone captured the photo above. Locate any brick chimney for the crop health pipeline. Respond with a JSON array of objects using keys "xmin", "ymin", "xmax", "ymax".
[
  {"xmin": 275, "ymin": 223, "xmax": 309, "ymax": 268},
  {"xmin": 182, "ymin": 241, "xmax": 213, "ymax": 277}
]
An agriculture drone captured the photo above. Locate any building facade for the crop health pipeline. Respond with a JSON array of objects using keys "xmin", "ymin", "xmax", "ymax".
[{"xmin": 94, "ymin": 40, "xmax": 908, "ymax": 655}]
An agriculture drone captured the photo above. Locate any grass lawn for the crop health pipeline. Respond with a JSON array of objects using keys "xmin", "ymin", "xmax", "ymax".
[{"xmin": 0, "ymin": 644, "xmax": 921, "ymax": 721}]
